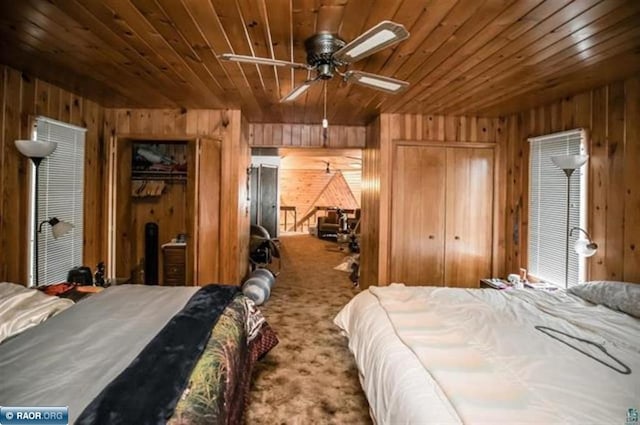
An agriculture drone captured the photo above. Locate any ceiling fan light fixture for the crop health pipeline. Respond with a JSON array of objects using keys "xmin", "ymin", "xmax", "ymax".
[
  {"xmin": 333, "ymin": 21, "xmax": 409, "ymax": 63},
  {"xmin": 322, "ymin": 118, "xmax": 328, "ymax": 129},
  {"xmin": 346, "ymin": 71, "xmax": 409, "ymax": 93},
  {"xmin": 344, "ymin": 30, "xmax": 396, "ymax": 59},
  {"xmin": 219, "ymin": 53, "xmax": 309, "ymax": 69},
  {"xmin": 281, "ymin": 81, "xmax": 314, "ymax": 102}
]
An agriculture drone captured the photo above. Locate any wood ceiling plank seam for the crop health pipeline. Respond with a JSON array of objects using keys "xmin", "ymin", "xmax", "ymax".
[
  {"xmin": 441, "ymin": 15, "xmax": 640, "ymax": 114},
  {"xmin": 235, "ymin": 0, "xmax": 282, "ymax": 115},
  {"xmin": 212, "ymin": 0, "xmax": 273, "ymax": 118},
  {"xmin": 386, "ymin": 0, "xmax": 569, "ymax": 114},
  {"xmin": 394, "ymin": 0, "xmax": 502, "ymax": 82},
  {"xmin": 0, "ymin": 42, "xmax": 137, "ymax": 107},
  {"xmin": 291, "ymin": 0, "xmax": 317, "ymax": 123},
  {"xmin": 518, "ymin": 6, "xmax": 640, "ymax": 66},
  {"xmin": 316, "ymin": 4, "xmax": 345, "ymax": 33},
  {"xmin": 414, "ymin": 0, "xmax": 615, "ymax": 110},
  {"xmin": 0, "ymin": 10, "xmax": 174, "ymax": 107},
  {"xmin": 154, "ymin": 0, "xmax": 240, "ymax": 97},
  {"xmin": 180, "ymin": 0, "xmax": 262, "ymax": 120},
  {"xmin": 429, "ymin": 0, "xmax": 637, "ymax": 110},
  {"xmin": 55, "ymin": 0, "xmax": 205, "ymax": 106},
  {"xmin": 63, "ymin": 0, "xmax": 208, "ymax": 107},
  {"xmin": 358, "ymin": 0, "xmax": 469, "ymax": 118},
  {"xmin": 258, "ymin": 0, "xmax": 281, "ymax": 98},
  {"xmin": 452, "ymin": 44, "xmax": 640, "ymax": 115},
  {"xmin": 124, "ymin": 0, "xmax": 227, "ymax": 107},
  {"xmin": 0, "ymin": 29, "xmax": 161, "ymax": 107},
  {"xmin": 325, "ymin": 0, "xmax": 375, "ymax": 124},
  {"xmin": 232, "ymin": 0, "xmax": 268, "ymax": 93},
  {"xmin": 257, "ymin": 0, "xmax": 290, "ymax": 102},
  {"xmin": 387, "ymin": 0, "xmax": 538, "ymax": 113},
  {"xmin": 6, "ymin": 1, "xmax": 131, "ymax": 65},
  {"xmin": 449, "ymin": 38, "xmax": 640, "ymax": 115},
  {"xmin": 479, "ymin": 51, "xmax": 640, "ymax": 116}
]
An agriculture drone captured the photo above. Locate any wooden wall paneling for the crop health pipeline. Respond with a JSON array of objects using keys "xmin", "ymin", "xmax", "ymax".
[
  {"xmin": 606, "ymin": 82, "xmax": 626, "ymax": 281},
  {"xmin": 114, "ymin": 138, "xmax": 133, "ymax": 281},
  {"xmin": 390, "ymin": 145, "xmax": 446, "ymax": 285},
  {"xmin": 377, "ymin": 114, "xmax": 393, "ymax": 285},
  {"xmin": 494, "ymin": 117, "xmax": 508, "ymax": 278},
  {"xmin": 623, "ymin": 77, "xmax": 640, "ymax": 282},
  {"xmin": 248, "ymin": 123, "xmax": 366, "ymax": 148},
  {"xmin": 359, "ymin": 117, "xmax": 380, "ymax": 287},
  {"xmin": 504, "ymin": 76, "xmax": 640, "ymax": 283},
  {"xmin": 279, "ymin": 170, "xmax": 334, "ymax": 227},
  {"xmin": 218, "ymin": 110, "xmax": 250, "ymax": 283},
  {"xmin": 0, "ymin": 66, "xmax": 28, "ymax": 283},
  {"xmin": 195, "ymin": 138, "xmax": 221, "ymax": 284},
  {"xmin": 589, "ymin": 87, "xmax": 608, "ymax": 280},
  {"xmin": 82, "ymin": 99, "xmax": 105, "ymax": 270}
]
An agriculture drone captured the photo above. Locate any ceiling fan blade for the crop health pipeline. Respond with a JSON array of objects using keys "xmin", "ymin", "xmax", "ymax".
[
  {"xmin": 280, "ymin": 79, "xmax": 320, "ymax": 102},
  {"xmin": 345, "ymin": 70, "xmax": 409, "ymax": 94},
  {"xmin": 333, "ymin": 21, "xmax": 409, "ymax": 64},
  {"xmin": 219, "ymin": 53, "xmax": 311, "ymax": 70}
]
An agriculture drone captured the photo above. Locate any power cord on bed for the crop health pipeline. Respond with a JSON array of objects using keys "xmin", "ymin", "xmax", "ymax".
[{"xmin": 534, "ymin": 325, "xmax": 631, "ymax": 375}]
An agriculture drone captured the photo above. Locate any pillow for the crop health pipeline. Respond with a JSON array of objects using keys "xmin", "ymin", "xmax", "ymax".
[
  {"xmin": 0, "ymin": 282, "xmax": 74, "ymax": 344},
  {"xmin": 568, "ymin": 281, "xmax": 640, "ymax": 318}
]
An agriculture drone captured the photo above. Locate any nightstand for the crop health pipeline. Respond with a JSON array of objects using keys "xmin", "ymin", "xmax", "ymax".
[{"xmin": 162, "ymin": 242, "xmax": 186, "ymax": 286}]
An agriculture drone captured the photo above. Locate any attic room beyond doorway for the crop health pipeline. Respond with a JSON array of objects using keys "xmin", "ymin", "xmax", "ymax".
[
  {"xmin": 280, "ymin": 148, "xmax": 361, "ymax": 236},
  {"xmin": 250, "ymin": 148, "xmax": 362, "ymax": 239}
]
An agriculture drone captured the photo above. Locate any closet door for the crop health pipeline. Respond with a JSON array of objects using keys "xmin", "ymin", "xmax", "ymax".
[
  {"xmin": 444, "ymin": 147, "xmax": 494, "ymax": 287},
  {"xmin": 391, "ymin": 146, "xmax": 446, "ymax": 285}
]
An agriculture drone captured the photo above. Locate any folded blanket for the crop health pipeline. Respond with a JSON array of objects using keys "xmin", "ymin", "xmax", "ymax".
[{"xmin": 76, "ymin": 284, "xmax": 240, "ymax": 425}]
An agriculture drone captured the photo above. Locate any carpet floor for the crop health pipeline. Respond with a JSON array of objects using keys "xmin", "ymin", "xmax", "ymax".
[{"xmin": 246, "ymin": 234, "xmax": 372, "ymax": 425}]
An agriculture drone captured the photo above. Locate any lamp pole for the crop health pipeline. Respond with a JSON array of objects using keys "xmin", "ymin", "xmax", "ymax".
[
  {"xmin": 31, "ymin": 157, "xmax": 43, "ymax": 287},
  {"xmin": 563, "ymin": 169, "xmax": 573, "ymax": 289}
]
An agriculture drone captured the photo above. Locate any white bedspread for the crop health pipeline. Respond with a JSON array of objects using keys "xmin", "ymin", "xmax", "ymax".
[
  {"xmin": 0, "ymin": 282, "xmax": 73, "ymax": 344},
  {"xmin": 334, "ymin": 284, "xmax": 640, "ymax": 425}
]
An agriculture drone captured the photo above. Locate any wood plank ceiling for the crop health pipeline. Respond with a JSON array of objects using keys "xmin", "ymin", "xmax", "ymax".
[{"xmin": 0, "ymin": 1, "xmax": 639, "ymax": 125}]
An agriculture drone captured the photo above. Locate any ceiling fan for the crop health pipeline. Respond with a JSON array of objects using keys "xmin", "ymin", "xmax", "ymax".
[{"xmin": 219, "ymin": 21, "xmax": 410, "ymax": 102}]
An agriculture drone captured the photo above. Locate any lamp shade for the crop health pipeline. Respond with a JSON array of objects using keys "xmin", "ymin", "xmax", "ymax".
[
  {"xmin": 15, "ymin": 139, "xmax": 57, "ymax": 158},
  {"xmin": 550, "ymin": 154, "xmax": 588, "ymax": 170},
  {"xmin": 50, "ymin": 219, "xmax": 74, "ymax": 239},
  {"xmin": 574, "ymin": 238, "xmax": 597, "ymax": 257}
]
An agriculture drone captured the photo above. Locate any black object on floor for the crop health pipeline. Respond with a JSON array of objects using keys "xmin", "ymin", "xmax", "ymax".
[{"xmin": 144, "ymin": 222, "xmax": 159, "ymax": 285}]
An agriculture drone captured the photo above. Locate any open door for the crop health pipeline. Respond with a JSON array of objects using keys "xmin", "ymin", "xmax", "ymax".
[{"xmin": 112, "ymin": 137, "xmax": 133, "ymax": 282}]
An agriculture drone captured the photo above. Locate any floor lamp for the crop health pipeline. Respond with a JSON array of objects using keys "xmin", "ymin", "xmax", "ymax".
[
  {"xmin": 551, "ymin": 154, "xmax": 588, "ymax": 288},
  {"xmin": 15, "ymin": 139, "xmax": 58, "ymax": 286}
]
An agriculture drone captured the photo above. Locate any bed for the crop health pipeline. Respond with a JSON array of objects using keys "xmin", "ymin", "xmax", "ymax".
[
  {"xmin": 334, "ymin": 283, "xmax": 640, "ymax": 424},
  {"xmin": 0, "ymin": 282, "xmax": 278, "ymax": 424}
]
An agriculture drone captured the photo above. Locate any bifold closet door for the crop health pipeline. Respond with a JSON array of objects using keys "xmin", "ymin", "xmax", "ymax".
[
  {"xmin": 444, "ymin": 148, "xmax": 494, "ymax": 287},
  {"xmin": 390, "ymin": 146, "xmax": 446, "ymax": 285}
]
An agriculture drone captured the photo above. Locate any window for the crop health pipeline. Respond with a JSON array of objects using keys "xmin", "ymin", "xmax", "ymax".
[
  {"xmin": 528, "ymin": 129, "xmax": 587, "ymax": 288},
  {"xmin": 29, "ymin": 117, "xmax": 86, "ymax": 286}
]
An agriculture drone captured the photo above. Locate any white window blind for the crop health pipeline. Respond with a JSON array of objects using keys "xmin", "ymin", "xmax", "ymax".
[
  {"xmin": 33, "ymin": 117, "xmax": 86, "ymax": 286},
  {"xmin": 528, "ymin": 129, "xmax": 586, "ymax": 288}
]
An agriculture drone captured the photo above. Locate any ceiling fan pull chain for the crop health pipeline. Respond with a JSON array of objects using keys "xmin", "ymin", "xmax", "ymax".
[{"xmin": 322, "ymin": 81, "xmax": 328, "ymax": 147}]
